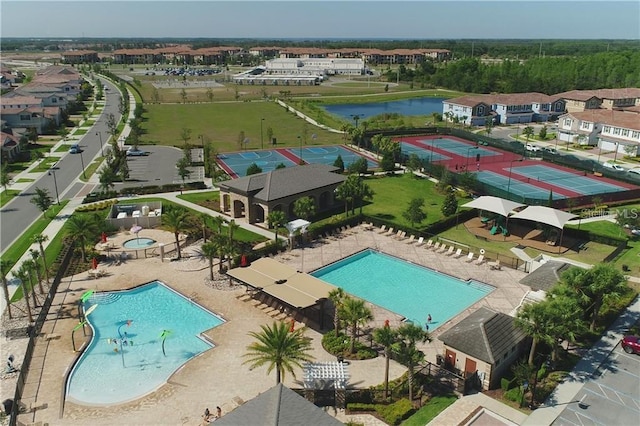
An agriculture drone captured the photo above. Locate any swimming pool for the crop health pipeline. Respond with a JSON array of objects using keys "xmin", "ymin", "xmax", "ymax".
[
  {"xmin": 123, "ymin": 237, "xmax": 156, "ymax": 249},
  {"xmin": 311, "ymin": 250, "xmax": 493, "ymax": 329},
  {"xmin": 66, "ymin": 281, "xmax": 224, "ymax": 405}
]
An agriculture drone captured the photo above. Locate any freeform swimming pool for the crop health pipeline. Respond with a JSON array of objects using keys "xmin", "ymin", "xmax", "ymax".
[
  {"xmin": 312, "ymin": 250, "xmax": 493, "ymax": 329},
  {"xmin": 66, "ymin": 281, "xmax": 224, "ymax": 405}
]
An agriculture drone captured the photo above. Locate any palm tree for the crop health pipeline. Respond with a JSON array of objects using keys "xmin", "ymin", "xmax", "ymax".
[
  {"xmin": 32, "ymin": 234, "xmax": 50, "ymax": 285},
  {"xmin": 29, "ymin": 249, "xmax": 45, "ymax": 294},
  {"xmin": 22, "ymin": 260, "xmax": 40, "ymax": 308},
  {"xmin": 65, "ymin": 215, "xmax": 99, "ymax": 262},
  {"xmin": 0, "ymin": 260, "xmax": 13, "ymax": 319},
  {"xmin": 210, "ymin": 234, "xmax": 227, "ymax": 272},
  {"xmin": 293, "ymin": 197, "xmax": 316, "ymax": 221},
  {"xmin": 199, "ymin": 241, "xmax": 218, "ymax": 280},
  {"xmin": 267, "ymin": 210, "xmax": 286, "ymax": 242},
  {"xmin": 373, "ymin": 324, "xmax": 398, "ymax": 399},
  {"xmin": 339, "ymin": 296, "xmax": 373, "ymax": 354},
  {"xmin": 198, "ymin": 212, "xmax": 209, "ymax": 242},
  {"xmin": 328, "ymin": 288, "xmax": 347, "ymax": 335},
  {"xmin": 393, "ymin": 323, "xmax": 430, "ymax": 402},
  {"xmin": 515, "ymin": 301, "xmax": 551, "ymax": 365},
  {"xmin": 161, "ymin": 207, "xmax": 191, "ymax": 259},
  {"xmin": 13, "ymin": 266, "xmax": 33, "ymax": 323},
  {"xmin": 351, "ymin": 176, "xmax": 374, "ymax": 215},
  {"xmin": 334, "ymin": 181, "xmax": 354, "ymax": 216},
  {"xmin": 210, "ymin": 215, "xmax": 225, "ymax": 235},
  {"xmin": 243, "ymin": 321, "xmax": 314, "ymax": 384}
]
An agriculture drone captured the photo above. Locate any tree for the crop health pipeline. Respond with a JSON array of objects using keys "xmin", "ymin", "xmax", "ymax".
[
  {"xmin": 402, "ymin": 198, "xmax": 427, "ymax": 228},
  {"xmin": 180, "ymin": 127, "xmax": 192, "ymax": 147},
  {"xmin": 266, "ymin": 126, "xmax": 274, "ymax": 145},
  {"xmin": 522, "ymin": 126, "xmax": 534, "ymax": 140},
  {"xmin": 65, "ymin": 215, "xmax": 99, "ymax": 262},
  {"xmin": 334, "ymin": 180, "xmax": 355, "ymax": 217},
  {"xmin": 333, "ymin": 155, "xmax": 345, "ymax": 173},
  {"xmin": 557, "ymin": 264, "xmax": 628, "ymax": 331},
  {"xmin": 225, "ymin": 220, "xmax": 241, "ymax": 271},
  {"xmin": 380, "ymin": 153, "xmax": 395, "ymax": 172},
  {"xmin": 33, "ymin": 234, "xmax": 50, "ymax": 285},
  {"xmin": 0, "ymin": 164, "xmax": 10, "ymax": 191},
  {"xmin": 180, "ymin": 88, "xmax": 187, "ymax": 104},
  {"xmin": 373, "ymin": 324, "xmax": 398, "ymax": 398},
  {"xmin": 623, "ymin": 143, "xmax": 637, "ymax": 158},
  {"xmin": 275, "ymin": 163, "xmax": 286, "ymax": 170},
  {"xmin": 328, "ymin": 288, "xmax": 347, "ymax": 335},
  {"xmin": 0, "ymin": 260, "xmax": 13, "ymax": 319},
  {"xmin": 29, "ymin": 249, "xmax": 45, "ymax": 294},
  {"xmin": 30, "ymin": 187, "xmax": 53, "ymax": 219},
  {"xmin": 199, "ymin": 241, "xmax": 218, "ymax": 280},
  {"xmin": 23, "ymin": 259, "xmax": 39, "ymax": 308},
  {"xmin": 539, "ymin": 126, "xmax": 548, "ymax": 140},
  {"xmin": 176, "ymin": 156, "xmax": 191, "ymax": 184},
  {"xmin": 210, "ymin": 233, "xmax": 227, "ymax": 272},
  {"xmin": 406, "ymin": 153, "xmax": 423, "ymax": 177},
  {"xmin": 540, "ymin": 291, "xmax": 585, "ymax": 362},
  {"xmin": 161, "ymin": 207, "xmax": 191, "ymax": 260},
  {"xmin": 267, "ymin": 210, "xmax": 286, "ymax": 242},
  {"xmin": 243, "ymin": 321, "xmax": 314, "ymax": 384},
  {"xmin": 119, "ymin": 158, "xmax": 130, "ymax": 181},
  {"xmin": 339, "ymin": 296, "xmax": 373, "ymax": 354},
  {"xmin": 246, "ymin": 163, "xmax": 263, "ymax": 175},
  {"xmin": 206, "ymin": 88, "xmax": 214, "ymax": 102},
  {"xmin": 441, "ymin": 188, "xmax": 458, "ymax": 216},
  {"xmin": 293, "ymin": 197, "xmax": 316, "ymax": 221},
  {"xmin": 393, "ymin": 323, "xmax": 429, "ymax": 402},
  {"xmin": 485, "ymin": 117, "xmax": 494, "ymax": 135},
  {"xmin": 13, "ymin": 266, "xmax": 33, "ymax": 323},
  {"xmin": 350, "ymin": 175, "xmax": 374, "ymax": 215},
  {"xmin": 98, "ymin": 166, "xmax": 117, "ymax": 192},
  {"xmin": 237, "ymin": 131, "xmax": 246, "ymax": 150},
  {"xmin": 106, "ymin": 113, "xmax": 118, "ymax": 141},
  {"xmin": 516, "ymin": 301, "xmax": 551, "ymax": 365},
  {"xmin": 512, "ymin": 361, "xmax": 536, "ymax": 407}
]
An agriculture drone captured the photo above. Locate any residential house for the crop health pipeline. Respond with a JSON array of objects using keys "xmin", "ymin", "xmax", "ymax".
[
  {"xmin": 557, "ymin": 88, "xmax": 640, "ymax": 113},
  {"xmin": 1, "ymin": 132, "xmax": 21, "ymax": 162},
  {"xmin": 442, "ymin": 96, "xmax": 493, "ymax": 127},
  {"xmin": 61, "ymin": 50, "xmax": 99, "ymax": 64},
  {"xmin": 0, "ymin": 95, "xmax": 61, "ymax": 133},
  {"xmin": 438, "ymin": 307, "xmax": 527, "ymax": 391},
  {"xmin": 217, "ymin": 164, "xmax": 346, "ymax": 224}
]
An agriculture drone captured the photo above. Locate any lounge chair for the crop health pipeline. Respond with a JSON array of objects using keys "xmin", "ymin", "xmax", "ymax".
[
  {"xmin": 452, "ymin": 248, "xmax": 463, "ymax": 258},
  {"xmin": 395, "ymin": 231, "xmax": 406, "ymax": 240},
  {"xmin": 431, "ymin": 241, "xmax": 441, "ymax": 251},
  {"xmin": 377, "ymin": 225, "xmax": 387, "ymax": 234},
  {"xmin": 489, "ymin": 260, "xmax": 502, "ymax": 270},
  {"xmin": 425, "ymin": 239, "xmax": 434, "ymax": 249},
  {"xmin": 385, "ymin": 227, "xmax": 395, "ymax": 236},
  {"xmin": 406, "ymin": 235, "xmax": 416, "ymax": 244},
  {"xmin": 475, "ymin": 254, "xmax": 485, "ymax": 265},
  {"xmin": 444, "ymin": 246, "xmax": 455, "ymax": 256},
  {"xmin": 415, "ymin": 236, "xmax": 425, "ymax": 246},
  {"xmin": 437, "ymin": 244, "xmax": 448, "ymax": 253},
  {"xmin": 465, "ymin": 252, "xmax": 475, "ymax": 262}
]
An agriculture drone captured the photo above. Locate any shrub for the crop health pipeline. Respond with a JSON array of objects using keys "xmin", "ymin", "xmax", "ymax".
[
  {"xmin": 501, "ymin": 377, "xmax": 511, "ymax": 392},
  {"xmin": 321, "ymin": 331, "xmax": 377, "ymax": 360},
  {"xmin": 376, "ymin": 398, "xmax": 414, "ymax": 425},
  {"xmin": 346, "ymin": 403, "xmax": 376, "ymax": 412},
  {"xmin": 504, "ymin": 386, "xmax": 523, "ymax": 403}
]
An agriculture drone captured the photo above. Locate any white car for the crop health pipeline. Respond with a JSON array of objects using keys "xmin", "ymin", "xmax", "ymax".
[
  {"xmin": 602, "ymin": 162, "xmax": 624, "ymax": 171},
  {"xmin": 627, "ymin": 168, "xmax": 640, "ymax": 175},
  {"xmin": 525, "ymin": 143, "xmax": 541, "ymax": 152}
]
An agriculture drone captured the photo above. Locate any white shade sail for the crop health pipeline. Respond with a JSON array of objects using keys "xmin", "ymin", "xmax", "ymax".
[
  {"xmin": 461, "ymin": 196, "xmax": 526, "ymax": 218},
  {"xmin": 510, "ymin": 206, "xmax": 577, "ymax": 229}
]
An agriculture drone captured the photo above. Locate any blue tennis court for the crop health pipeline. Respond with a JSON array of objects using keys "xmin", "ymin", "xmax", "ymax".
[
  {"xmin": 285, "ymin": 145, "xmax": 378, "ymax": 169},
  {"xmin": 510, "ymin": 165, "xmax": 628, "ymax": 196},
  {"xmin": 400, "ymin": 142, "xmax": 451, "ymax": 162},
  {"xmin": 217, "ymin": 150, "xmax": 297, "ymax": 177},
  {"xmin": 476, "ymin": 171, "xmax": 566, "ymax": 200},
  {"xmin": 416, "ymin": 137, "xmax": 501, "ymax": 158}
]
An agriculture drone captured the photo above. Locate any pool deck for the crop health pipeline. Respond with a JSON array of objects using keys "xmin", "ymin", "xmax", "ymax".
[{"xmin": 12, "ymin": 225, "xmax": 529, "ymax": 426}]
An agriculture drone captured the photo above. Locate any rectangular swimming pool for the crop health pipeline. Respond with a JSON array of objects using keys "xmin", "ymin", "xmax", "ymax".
[{"xmin": 311, "ymin": 250, "xmax": 494, "ymax": 330}]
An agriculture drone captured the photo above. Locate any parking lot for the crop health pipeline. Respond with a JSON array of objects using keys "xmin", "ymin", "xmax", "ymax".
[{"xmin": 117, "ymin": 145, "xmax": 186, "ymax": 189}]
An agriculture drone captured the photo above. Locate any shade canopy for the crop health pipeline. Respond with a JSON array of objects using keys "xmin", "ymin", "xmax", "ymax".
[
  {"xmin": 461, "ymin": 196, "xmax": 526, "ymax": 218},
  {"xmin": 285, "ymin": 219, "xmax": 310, "ymax": 237},
  {"xmin": 510, "ymin": 206, "xmax": 577, "ymax": 229}
]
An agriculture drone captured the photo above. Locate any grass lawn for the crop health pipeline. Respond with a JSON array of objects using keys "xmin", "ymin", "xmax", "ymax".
[
  {"xmin": 0, "ymin": 190, "xmax": 20, "ymax": 208},
  {"xmin": 15, "ymin": 178, "xmax": 35, "ymax": 183},
  {"xmin": 362, "ymin": 173, "xmax": 466, "ymax": 229},
  {"xmin": 401, "ymin": 395, "xmax": 457, "ymax": 426},
  {"xmin": 56, "ymin": 144, "xmax": 72, "ymax": 152},
  {"xmin": 141, "ymin": 101, "xmax": 346, "ymax": 150},
  {"xmin": 73, "ymin": 128, "xmax": 88, "ymax": 135},
  {"xmin": 84, "ymin": 119, "xmax": 96, "ymax": 126},
  {"xmin": 30, "ymin": 157, "xmax": 61, "ymax": 173},
  {"xmin": 177, "ymin": 191, "xmax": 220, "ymax": 211},
  {"xmin": 79, "ymin": 158, "xmax": 104, "ymax": 182}
]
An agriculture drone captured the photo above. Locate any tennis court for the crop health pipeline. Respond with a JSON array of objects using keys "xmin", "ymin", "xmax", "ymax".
[
  {"xmin": 285, "ymin": 146, "xmax": 378, "ymax": 169},
  {"xmin": 476, "ymin": 171, "xmax": 567, "ymax": 200},
  {"xmin": 416, "ymin": 137, "xmax": 502, "ymax": 158},
  {"xmin": 217, "ymin": 150, "xmax": 297, "ymax": 178},
  {"xmin": 400, "ymin": 142, "xmax": 451, "ymax": 162},
  {"xmin": 509, "ymin": 164, "xmax": 629, "ymax": 195}
]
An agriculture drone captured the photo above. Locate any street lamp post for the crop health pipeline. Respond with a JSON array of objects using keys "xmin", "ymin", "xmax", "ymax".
[
  {"xmin": 79, "ymin": 150, "xmax": 86, "ymax": 179},
  {"xmin": 613, "ymin": 142, "xmax": 620, "ymax": 162},
  {"xmin": 96, "ymin": 131, "xmax": 104, "ymax": 157},
  {"xmin": 48, "ymin": 169, "xmax": 60, "ymax": 205},
  {"xmin": 260, "ymin": 118, "xmax": 265, "ymax": 150},
  {"xmin": 506, "ymin": 159, "xmax": 523, "ymax": 199}
]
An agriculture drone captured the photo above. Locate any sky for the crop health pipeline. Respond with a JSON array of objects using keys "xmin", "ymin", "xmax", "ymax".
[{"xmin": 1, "ymin": 1, "xmax": 639, "ymax": 40}]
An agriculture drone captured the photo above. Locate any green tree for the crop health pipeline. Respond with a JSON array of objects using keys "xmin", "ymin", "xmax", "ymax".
[
  {"xmin": 293, "ymin": 196, "xmax": 316, "ymax": 221},
  {"xmin": 180, "ymin": 88, "xmax": 187, "ymax": 104},
  {"xmin": 180, "ymin": 127, "xmax": 192, "ymax": 147},
  {"xmin": 406, "ymin": 153, "xmax": 423, "ymax": 177},
  {"xmin": 29, "ymin": 249, "xmax": 45, "ymax": 294},
  {"xmin": 32, "ymin": 234, "xmax": 50, "ymax": 285},
  {"xmin": 485, "ymin": 117, "xmax": 494, "ymax": 135},
  {"xmin": 246, "ymin": 163, "xmax": 263, "ymax": 175},
  {"xmin": 275, "ymin": 163, "xmax": 286, "ymax": 170},
  {"xmin": 0, "ymin": 165, "xmax": 10, "ymax": 191},
  {"xmin": 0, "ymin": 260, "xmax": 13, "ymax": 319},
  {"xmin": 176, "ymin": 156, "xmax": 192, "ymax": 184},
  {"xmin": 199, "ymin": 241, "xmax": 218, "ymax": 280},
  {"xmin": 267, "ymin": 210, "xmax": 286, "ymax": 242},
  {"xmin": 350, "ymin": 175, "xmax": 374, "ymax": 215},
  {"xmin": 13, "ymin": 266, "xmax": 33, "ymax": 323},
  {"xmin": 402, "ymin": 198, "xmax": 427, "ymax": 228},
  {"xmin": 541, "ymin": 292, "xmax": 585, "ymax": 362},
  {"xmin": 512, "ymin": 361, "xmax": 536, "ymax": 407},
  {"xmin": 347, "ymin": 157, "xmax": 368, "ymax": 175},
  {"xmin": 393, "ymin": 323, "xmax": 430, "ymax": 402},
  {"xmin": 380, "ymin": 153, "xmax": 395, "ymax": 172},
  {"xmin": 65, "ymin": 215, "xmax": 99, "ymax": 262},
  {"xmin": 266, "ymin": 126, "xmax": 274, "ymax": 145},
  {"xmin": 339, "ymin": 296, "xmax": 373, "ymax": 354},
  {"xmin": 373, "ymin": 324, "xmax": 398, "ymax": 398},
  {"xmin": 161, "ymin": 207, "xmax": 191, "ymax": 260},
  {"xmin": 210, "ymin": 233, "xmax": 227, "ymax": 272},
  {"xmin": 516, "ymin": 301, "xmax": 552, "ymax": 365},
  {"xmin": 441, "ymin": 188, "xmax": 458, "ymax": 216},
  {"xmin": 539, "ymin": 126, "xmax": 547, "ymax": 140},
  {"xmin": 522, "ymin": 126, "xmax": 534, "ymax": 140},
  {"xmin": 98, "ymin": 167, "xmax": 117, "ymax": 193},
  {"xmin": 328, "ymin": 288, "xmax": 347, "ymax": 335},
  {"xmin": 334, "ymin": 180, "xmax": 355, "ymax": 216},
  {"xmin": 333, "ymin": 154, "xmax": 345, "ymax": 173},
  {"xmin": 30, "ymin": 187, "xmax": 53, "ymax": 219},
  {"xmin": 243, "ymin": 321, "xmax": 314, "ymax": 384}
]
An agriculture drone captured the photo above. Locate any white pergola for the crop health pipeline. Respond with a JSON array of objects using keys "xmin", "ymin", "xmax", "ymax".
[{"xmin": 303, "ymin": 362, "xmax": 350, "ymax": 390}]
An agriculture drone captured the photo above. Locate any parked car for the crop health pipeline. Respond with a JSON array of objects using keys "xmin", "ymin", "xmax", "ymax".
[
  {"xmin": 627, "ymin": 168, "xmax": 640, "ymax": 175},
  {"xmin": 621, "ymin": 335, "xmax": 640, "ymax": 354},
  {"xmin": 602, "ymin": 162, "xmax": 624, "ymax": 171},
  {"xmin": 68, "ymin": 144, "xmax": 81, "ymax": 154},
  {"xmin": 543, "ymin": 147, "xmax": 557, "ymax": 154},
  {"xmin": 126, "ymin": 148, "xmax": 148, "ymax": 157},
  {"xmin": 526, "ymin": 143, "xmax": 541, "ymax": 152}
]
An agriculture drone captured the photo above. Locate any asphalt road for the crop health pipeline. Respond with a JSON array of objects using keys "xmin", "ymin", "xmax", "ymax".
[{"xmin": 0, "ymin": 78, "xmax": 122, "ymax": 253}]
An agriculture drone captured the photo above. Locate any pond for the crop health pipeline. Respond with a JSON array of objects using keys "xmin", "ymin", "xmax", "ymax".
[{"xmin": 323, "ymin": 97, "xmax": 446, "ymax": 121}]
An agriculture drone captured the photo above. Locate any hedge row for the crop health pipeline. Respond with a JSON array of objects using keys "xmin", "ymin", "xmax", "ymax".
[{"xmin": 82, "ymin": 181, "xmax": 207, "ymax": 203}]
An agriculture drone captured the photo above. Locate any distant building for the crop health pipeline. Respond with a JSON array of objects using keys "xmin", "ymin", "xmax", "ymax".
[{"xmin": 61, "ymin": 50, "xmax": 99, "ymax": 64}]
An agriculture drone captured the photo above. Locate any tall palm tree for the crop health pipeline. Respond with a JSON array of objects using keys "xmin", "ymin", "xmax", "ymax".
[
  {"xmin": 267, "ymin": 210, "xmax": 286, "ymax": 242},
  {"xmin": 198, "ymin": 212, "xmax": 209, "ymax": 242},
  {"xmin": 515, "ymin": 301, "xmax": 551, "ymax": 365},
  {"xmin": 199, "ymin": 241, "xmax": 218, "ymax": 280},
  {"xmin": 0, "ymin": 260, "xmax": 13, "ymax": 319},
  {"xmin": 243, "ymin": 321, "xmax": 314, "ymax": 384},
  {"xmin": 13, "ymin": 266, "xmax": 33, "ymax": 323},
  {"xmin": 161, "ymin": 207, "xmax": 191, "ymax": 259},
  {"xmin": 373, "ymin": 324, "xmax": 398, "ymax": 399},
  {"xmin": 22, "ymin": 260, "xmax": 40, "ymax": 308},
  {"xmin": 29, "ymin": 249, "xmax": 45, "ymax": 294},
  {"xmin": 393, "ymin": 323, "xmax": 430, "ymax": 402},
  {"xmin": 328, "ymin": 288, "xmax": 347, "ymax": 335},
  {"xmin": 210, "ymin": 234, "xmax": 227, "ymax": 272},
  {"xmin": 210, "ymin": 215, "xmax": 225, "ymax": 235},
  {"xmin": 65, "ymin": 215, "xmax": 100, "ymax": 262},
  {"xmin": 339, "ymin": 296, "xmax": 373, "ymax": 354},
  {"xmin": 32, "ymin": 234, "xmax": 50, "ymax": 285}
]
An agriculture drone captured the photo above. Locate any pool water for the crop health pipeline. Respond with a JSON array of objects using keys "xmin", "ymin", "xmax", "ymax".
[
  {"xmin": 123, "ymin": 237, "xmax": 156, "ymax": 249},
  {"xmin": 312, "ymin": 250, "xmax": 493, "ymax": 329},
  {"xmin": 66, "ymin": 282, "xmax": 224, "ymax": 405}
]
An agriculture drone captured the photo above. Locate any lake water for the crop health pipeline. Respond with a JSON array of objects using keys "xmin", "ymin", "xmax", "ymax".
[{"xmin": 323, "ymin": 97, "xmax": 446, "ymax": 120}]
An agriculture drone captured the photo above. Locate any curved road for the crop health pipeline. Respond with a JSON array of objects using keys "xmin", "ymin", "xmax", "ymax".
[{"xmin": 0, "ymin": 78, "xmax": 123, "ymax": 253}]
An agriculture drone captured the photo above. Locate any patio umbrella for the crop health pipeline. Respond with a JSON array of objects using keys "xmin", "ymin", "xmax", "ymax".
[
  {"xmin": 240, "ymin": 254, "xmax": 249, "ymax": 267},
  {"xmin": 130, "ymin": 225, "xmax": 143, "ymax": 242},
  {"xmin": 101, "ymin": 232, "xmax": 107, "ymax": 243},
  {"xmin": 92, "ymin": 257, "xmax": 98, "ymax": 269}
]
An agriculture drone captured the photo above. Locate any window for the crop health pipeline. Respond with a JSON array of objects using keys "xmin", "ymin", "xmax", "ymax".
[
  {"xmin": 632, "ymin": 131, "xmax": 640, "ymax": 139},
  {"xmin": 622, "ymin": 129, "xmax": 629, "ymax": 137},
  {"xmin": 564, "ymin": 118, "xmax": 572, "ymax": 127},
  {"xmin": 20, "ymin": 114, "xmax": 30, "ymax": 121},
  {"xmin": 581, "ymin": 122, "xmax": 590, "ymax": 130},
  {"xmin": 614, "ymin": 128, "xmax": 621, "ymax": 135},
  {"xmin": 603, "ymin": 126, "xmax": 611, "ymax": 133}
]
